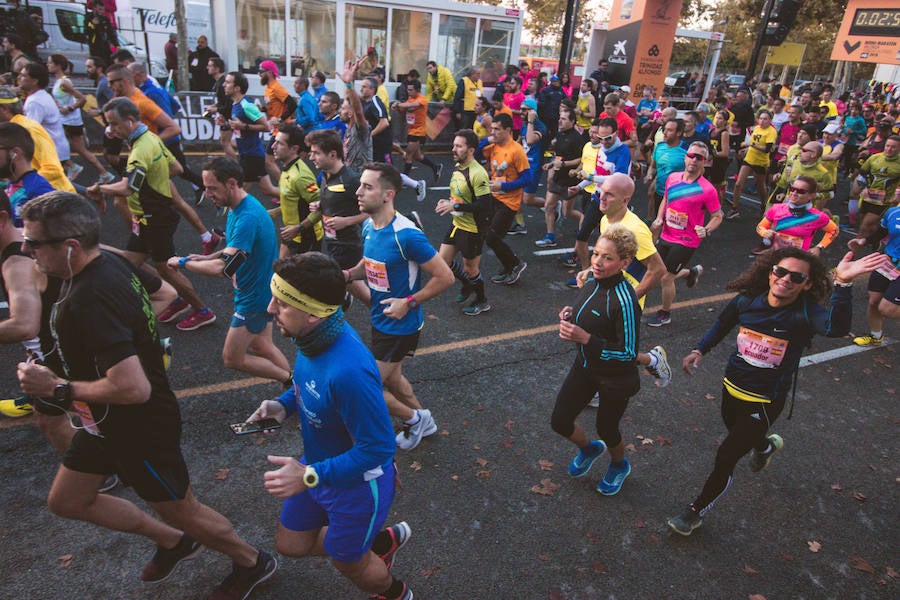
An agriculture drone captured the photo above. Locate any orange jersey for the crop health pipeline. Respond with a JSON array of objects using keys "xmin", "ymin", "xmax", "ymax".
[
  {"xmin": 483, "ymin": 139, "xmax": 530, "ymax": 211},
  {"xmin": 128, "ymin": 89, "xmax": 163, "ymax": 132},
  {"xmin": 405, "ymin": 92, "xmax": 427, "ymax": 137},
  {"xmin": 265, "ymin": 80, "xmax": 290, "ymax": 122}
]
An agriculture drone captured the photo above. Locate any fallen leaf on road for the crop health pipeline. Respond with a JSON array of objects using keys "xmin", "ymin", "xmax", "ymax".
[
  {"xmin": 808, "ymin": 540, "xmax": 822, "ymax": 553},
  {"xmin": 439, "ymin": 429, "xmax": 450, "ymax": 436},
  {"xmin": 475, "ymin": 458, "xmax": 488, "ymax": 467},
  {"xmin": 215, "ymin": 468, "xmax": 229, "ymax": 480},
  {"xmin": 885, "ymin": 566, "xmax": 898, "ymax": 579},
  {"xmin": 410, "ymin": 461, "xmax": 423, "ymax": 472},
  {"xmin": 531, "ymin": 478, "xmax": 561, "ymax": 496},
  {"xmin": 850, "ymin": 554, "xmax": 876, "ymax": 574},
  {"xmin": 585, "ymin": 532, "xmax": 599, "ymax": 543},
  {"xmin": 476, "ymin": 470, "xmax": 491, "ymax": 479},
  {"xmin": 420, "ymin": 565, "xmax": 443, "ymax": 579},
  {"xmin": 853, "ymin": 491, "xmax": 867, "ymax": 502},
  {"xmin": 450, "ymin": 475, "xmax": 459, "ymax": 481},
  {"xmin": 255, "ymin": 436, "xmax": 266, "ymax": 446},
  {"xmin": 504, "ymin": 420, "xmax": 514, "ymax": 431},
  {"xmin": 514, "ymin": 448, "xmax": 525, "ymax": 456},
  {"xmin": 830, "ymin": 483, "xmax": 842, "ymax": 492},
  {"xmin": 648, "ymin": 534, "xmax": 660, "ymax": 543},
  {"xmin": 641, "ymin": 438, "xmax": 654, "ymax": 446},
  {"xmin": 635, "ymin": 520, "xmax": 645, "ymax": 528},
  {"xmin": 748, "ymin": 595, "xmax": 767, "ymax": 600},
  {"xmin": 656, "ymin": 436, "xmax": 672, "ymax": 446},
  {"xmin": 426, "ymin": 314, "xmax": 439, "ymax": 320},
  {"xmin": 624, "ymin": 443, "xmax": 637, "ymax": 452},
  {"xmin": 538, "ymin": 459, "xmax": 554, "ymax": 471},
  {"xmin": 742, "ymin": 564, "xmax": 759, "ymax": 576},
  {"xmin": 501, "ymin": 439, "xmax": 514, "ymax": 448},
  {"xmin": 592, "ymin": 561, "xmax": 606, "ymax": 574},
  {"xmin": 58, "ymin": 555, "xmax": 74, "ymax": 568},
  {"xmin": 705, "ymin": 393, "xmax": 715, "ymax": 400},
  {"xmin": 538, "ymin": 554, "xmax": 549, "ymax": 561}
]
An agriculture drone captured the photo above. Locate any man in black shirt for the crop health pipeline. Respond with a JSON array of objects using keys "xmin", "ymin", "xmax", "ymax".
[
  {"xmin": 188, "ymin": 35, "xmax": 219, "ymax": 91},
  {"xmin": 17, "ymin": 192, "xmax": 277, "ymax": 600},
  {"xmin": 360, "ymin": 76, "xmax": 393, "ymax": 164},
  {"xmin": 305, "ymin": 128, "xmax": 370, "ymax": 304},
  {"xmin": 203, "ymin": 57, "xmax": 236, "ymax": 159}
]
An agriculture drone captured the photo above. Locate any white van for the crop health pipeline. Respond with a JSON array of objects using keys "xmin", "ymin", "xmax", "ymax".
[{"xmin": 0, "ymin": 0, "xmax": 165, "ymax": 77}]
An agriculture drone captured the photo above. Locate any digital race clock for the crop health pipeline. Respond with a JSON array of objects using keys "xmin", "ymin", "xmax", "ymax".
[{"xmin": 848, "ymin": 8, "xmax": 900, "ymax": 37}]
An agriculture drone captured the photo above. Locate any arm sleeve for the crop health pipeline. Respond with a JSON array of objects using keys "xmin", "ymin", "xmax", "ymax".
[
  {"xmin": 815, "ymin": 219, "xmax": 838, "ymax": 248},
  {"xmin": 312, "ymin": 366, "xmax": 396, "ymax": 488},
  {"xmin": 500, "ymin": 149, "xmax": 533, "ymax": 191},
  {"xmin": 695, "ymin": 295, "xmax": 742, "ymax": 353},
  {"xmin": 813, "ymin": 286, "xmax": 852, "ymax": 338}
]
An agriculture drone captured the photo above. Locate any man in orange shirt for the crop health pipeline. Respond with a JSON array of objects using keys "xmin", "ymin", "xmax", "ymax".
[
  {"xmin": 259, "ymin": 60, "xmax": 290, "ymax": 185},
  {"xmin": 392, "ymin": 80, "xmax": 441, "ymax": 181},
  {"xmin": 483, "ymin": 113, "xmax": 529, "ymax": 285}
]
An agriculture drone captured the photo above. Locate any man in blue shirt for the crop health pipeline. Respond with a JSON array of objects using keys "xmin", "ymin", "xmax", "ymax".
[
  {"xmin": 293, "ymin": 75, "xmax": 319, "ymax": 130},
  {"xmin": 346, "ymin": 162, "xmax": 454, "ymax": 451},
  {"xmin": 225, "ymin": 71, "xmax": 269, "ymax": 188},
  {"xmin": 167, "ymin": 157, "xmax": 290, "ymax": 385},
  {"xmin": 245, "ymin": 251, "xmax": 414, "ymax": 600}
]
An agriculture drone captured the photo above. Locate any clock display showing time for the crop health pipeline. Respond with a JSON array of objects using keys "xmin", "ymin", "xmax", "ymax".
[{"xmin": 848, "ymin": 8, "xmax": 900, "ymax": 37}]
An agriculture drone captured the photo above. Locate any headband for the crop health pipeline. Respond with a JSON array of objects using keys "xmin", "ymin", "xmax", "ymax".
[{"xmin": 270, "ymin": 273, "xmax": 338, "ymax": 318}]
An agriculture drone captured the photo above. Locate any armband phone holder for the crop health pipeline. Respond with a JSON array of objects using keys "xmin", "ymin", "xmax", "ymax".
[
  {"xmin": 222, "ymin": 250, "xmax": 248, "ymax": 277},
  {"xmin": 127, "ymin": 167, "xmax": 147, "ymax": 193}
]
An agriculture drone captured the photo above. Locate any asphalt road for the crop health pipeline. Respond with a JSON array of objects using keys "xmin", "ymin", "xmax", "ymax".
[{"xmin": 0, "ymin": 155, "xmax": 896, "ymax": 600}]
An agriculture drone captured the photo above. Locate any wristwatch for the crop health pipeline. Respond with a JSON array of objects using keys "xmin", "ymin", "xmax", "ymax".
[
  {"xmin": 303, "ymin": 465, "xmax": 319, "ymax": 488},
  {"xmin": 406, "ymin": 295, "xmax": 419, "ymax": 309},
  {"xmin": 54, "ymin": 380, "xmax": 73, "ymax": 409}
]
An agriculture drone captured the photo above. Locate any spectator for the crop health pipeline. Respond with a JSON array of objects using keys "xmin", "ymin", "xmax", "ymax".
[
  {"xmin": 2, "ymin": 35, "xmax": 31, "ymax": 82},
  {"xmin": 355, "ymin": 46, "xmax": 378, "ymax": 80},
  {"xmin": 85, "ymin": 1, "xmax": 115, "ymax": 63},
  {"xmin": 188, "ymin": 35, "xmax": 219, "ymax": 91},
  {"xmin": 164, "ymin": 33, "xmax": 178, "ymax": 74},
  {"xmin": 537, "ymin": 74, "xmax": 568, "ymax": 142},
  {"xmin": 559, "ymin": 71, "xmax": 573, "ymax": 98},
  {"xmin": 425, "ymin": 60, "xmax": 456, "ymax": 104},
  {"xmin": 310, "ymin": 70, "xmax": 327, "ymax": 101},
  {"xmin": 293, "ymin": 76, "xmax": 318, "ymax": 130},
  {"xmin": 588, "ymin": 59, "xmax": 611, "ymax": 94},
  {"xmin": 453, "ymin": 66, "xmax": 483, "ymax": 130},
  {"xmin": 618, "ymin": 85, "xmax": 637, "ymax": 120}
]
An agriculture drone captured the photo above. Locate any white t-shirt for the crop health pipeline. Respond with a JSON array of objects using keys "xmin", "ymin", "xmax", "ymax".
[{"xmin": 25, "ymin": 90, "xmax": 70, "ymax": 161}]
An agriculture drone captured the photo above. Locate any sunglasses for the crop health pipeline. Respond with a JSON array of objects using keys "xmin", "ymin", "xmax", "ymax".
[
  {"xmin": 789, "ymin": 186, "xmax": 811, "ymax": 194},
  {"xmin": 685, "ymin": 152, "xmax": 707, "ymax": 160},
  {"xmin": 771, "ymin": 264, "xmax": 809, "ymax": 283},
  {"xmin": 23, "ymin": 235, "xmax": 73, "ymax": 249},
  {"xmin": 598, "ymin": 134, "xmax": 616, "ymax": 142}
]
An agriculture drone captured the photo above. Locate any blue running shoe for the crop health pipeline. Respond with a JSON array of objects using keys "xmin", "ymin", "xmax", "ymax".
[
  {"xmin": 568, "ymin": 440, "xmax": 606, "ymax": 478},
  {"xmin": 596, "ymin": 458, "xmax": 631, "ymax": 495}
]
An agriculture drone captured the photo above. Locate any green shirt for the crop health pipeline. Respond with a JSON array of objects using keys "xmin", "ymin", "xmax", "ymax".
[
  {"xmin": 449, "ymin": 160, "xmax": 491, "ymax": 233},
  {"xmin": 279, "ymin": 158, "xmax": 324, "ymax": 243},
  {"xmin": 126, "ymin": 130, "xmax": 175, "ymax": 219}
]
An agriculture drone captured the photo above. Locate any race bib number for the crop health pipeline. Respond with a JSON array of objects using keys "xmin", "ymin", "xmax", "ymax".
[
  {"xmin": 323, "ymin": 220, "xmax": 336, "ymax": 239},
  {"xmin": 71, "ymin": 401, "xmax": 102, "ymax": 436},
  {"xmin": 131, "ymin": 218, "xmax": 140, "ymax": 236},
  {"xmin": 406, "ymin": 112, "xmax": 415, "ymax": 125},
  {"xmin": 866, "ymin": 188, "xmax": 886, "ymax": 205},
  {"xmin": 772, "ymin": 232, "xmax": 804, "ymax": 249},
  {"xmin": 364, "ymin": 257, "xmax": 390, "ymax": 292},
  {"xmin": 665, "ymin": 208, "xmax": 689, "ymax": 230},
  {"xmin": 736, "ymin": 327, "xmax": 788, "ymax": 369},
  {"xmin": 876, "ymin": 261, "xmax": 900, "ymax": 281}
]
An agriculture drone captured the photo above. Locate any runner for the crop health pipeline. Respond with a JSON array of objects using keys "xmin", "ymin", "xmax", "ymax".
[
  {"xmin": 644, "ymin": 118, "xmax": 686, "ymax": 219},
  {"xmin": 551, "ymin": 225, "xmax": 641, "ymax": 495},
  {"xmin": 435, "ymin": 129, "xmax": 493, "ymax": 315},
  {"xmin": 392, "ymin": 79, "xmax": 442, "ymax": 181},
  {"xmin": 666, "ymin": 247, "xmax": 884, "ymax": 536},
  {"xmin": 167, "ymin": 157, "xmax": 291, "ymax": 385},
  {"xmin": 649, "ymin": 141, "xmax": 723, "ymax": 327},
  {"xmin": 346, "ymin": 162, "xmax": 453, "ymax": 450},
  {"xmin": 850, "ymin": 204, "xmax": 900, "ymax": 346},
  {"xmin": 18, "ymin": 192, "xmax": 277, "ymax": 598},
  {"xmin": 270, "ymin": 123, "xmax": 324, "ymax": 257},
  {"xmin": 754, "ymin": 176, "xmax": 838, "ymax": 256},
  {"xmin": 535, "ymin": 109, "xmax": 586, "ymax": 248},
  {"xmin": 224, "ymin": 71, "xmax": 270, "ymax": 191},
  {"xmin": 245, "ymin": 252, "xmax": 413, "ymax": 600},
  {"xmin": 729, "ymin": 110, "xmax": 777, "ymax": 218},
  {"xmin": 856, "ymin": 135, "xmax": 900, "ymax": 247}
]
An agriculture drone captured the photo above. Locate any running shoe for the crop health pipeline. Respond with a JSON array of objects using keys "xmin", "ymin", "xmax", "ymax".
[
  {"xmin": 176, "ymin": 308, "xmax": 216, "ymax": 331},
  {"xmin": 368, "ymin": 582, "xmax": 413, "ymax": 600},
  {"xmin": 455, "ymin": 284, "xmax": 472, "ymax": 304},
  {"xmin": 490, "ymin": 271, "xmax": 510, "ymax": 284},
  {"xmin": 645, "ymin": 345, "xmax": 672, "ymax": 388},
  {"xmin": 686, "ymin": 265, "xmax": 703, "ymax": 288},
  {"xmin": 647, "ymin": 310, "xmax": 671, "ymax": 327},
  {"xmin": 588, "ymin": 393, "xmax": 599, "ymax": 408},
  {"xmin": 433, "ymin": 163, "xmax": 444, "ymax": 183},
  {"xmin": 558, "ymin": 253, "xmax": 578, "ymax": 268},
  {"xmin": 749, "ymin": 434, "xmax": 783, "ymax": 473},
  {"xmin": 504, "ymin": 261, "xmax": 527, "ymax": 285},
  {"xmin": 535, "ymin": 234, "xmax": 558, "ymax": 248},
  {"xmin": 566, "ymin": 278, "xmax": 579, "ymax": 289},
  {"xmin": 376, "ymin": 521, "xmax": 412, "ymax": 570},
  {"xmin": 667, "ymin": 506, "xmax": 702, "ymax": 536},
  {"xmin": 596, "ymin": 458, "xmax": 631, "ymax": 495},
  {"xmin": 98, "ymin": 474, "xmax": 120, "ymax": 493},
  {"xmin": 568, "ymin": 440, "xmax": 606, "ymax": 478},
  {"xmin": 207, "ymin": 549, "xmax": 277, "ymax": 600},
  {"xmin": 724, "ymin": 206, "xmax": 741, "ymax": 220},
  {"xmin": 203, "ymin": 232, "xmax": 223, "ymax": 255},
  {"xmin": 407, "ymin": 211, "xmax": 424, "ymax": 232},
  {"xmin": 140, "ymin": 533, "xmax": 203, "ymax": 582},
  {"xmin": 66, "ymin": 163, "xmax": 84, "ymax": 181},
  {"xmin": 415, "ymin": 179, "xmax": 427, "ymax": 202},
  {"xmin": 0, "ymin": 395, "xmax": 33, "ymax": 417},
  {"xmin": 852, "ymin": 334, "xmax": 883, "ymax": 347},
  {"xmin": 462, "ymin": 300, "xmax": 491, "ymax": 316},
  {"xmin": 507, "ymin": 222, "xmax": 527, "ymax": 236},
  {"xmin": 396, "ymin": 409, "xmax": 437, "ymax": 451},
  {"xmin": 158, "ymin": 297, "xmax": 191, "ymax": 323},
  {"xmin": 97, "ymin": 171, "xmax": 118, "ymax": 184}
]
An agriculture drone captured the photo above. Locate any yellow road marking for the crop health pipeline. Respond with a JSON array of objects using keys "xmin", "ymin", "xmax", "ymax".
[{"xmin": 0, "ymin": 291, "xmax": 736, "ymax": 430}]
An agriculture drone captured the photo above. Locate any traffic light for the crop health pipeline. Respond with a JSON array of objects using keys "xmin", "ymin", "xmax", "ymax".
[{"xmin": 761, "ymin": 0, "xmax": 801, "ymax": 46}]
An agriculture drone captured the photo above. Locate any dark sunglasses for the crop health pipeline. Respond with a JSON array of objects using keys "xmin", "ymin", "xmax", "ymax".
[
  {"xmin": 789, "ymin": 186, "xmax": 811, "ymax": 194},
  {"xmin": 772, "ymin": 264, "xmax": 809, "ymax": 283},
  {"xmin": 685, "ymin": 152, "xmax": 707, "ymax": 160},
  {"xmin": 23, "ymin": 235, "xmax": 73, "ymax": 249}
]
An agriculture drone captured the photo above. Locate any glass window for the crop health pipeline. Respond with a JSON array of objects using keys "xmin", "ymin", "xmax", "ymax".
[
  {"xmin": 234, "ymin": 0, "xmax": 285, "ymax": 73},
  {"xmin": 289, "ymin": 0, "xmax": 336, "ymax": 77},
  {"xmin": 436, "ymin": 15, "xmax": 476, "ymax": 80},
  {"xmin": 389, "ymin": 10, "xmax": 431, "ymax": 83},
  {"xmin": 477, "ymin": 19, "xmax": 515, "ymax": 86},
  {"xmin": 55, "ymin": 9, "xmax": 86, "ymax": 44},
  {"xmin": 345, "ymin": 4, "xmax": 386, "ymax": 69}
]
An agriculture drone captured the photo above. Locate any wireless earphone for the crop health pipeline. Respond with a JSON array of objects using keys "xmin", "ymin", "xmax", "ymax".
[
  {"xmin": 10, "ymin": 153, "xmax": 16, "ymax": 160},
  {"xmin": 66, "ymin": 246, "xmax": 72, "ymax": 260}
]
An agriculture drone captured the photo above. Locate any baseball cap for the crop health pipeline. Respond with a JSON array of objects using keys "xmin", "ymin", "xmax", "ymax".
[
  {"xmin": 367, "ymin": 46, "xmax": 375, "ymax": 54},
  {"xmin": 823, "ymin": 122, "xmax": 840, "ymax": 134},
  {"xmin": 620, "ymin": 85, "xmax": 631, "ymax": 93},
  {"xmin": 549, "ymin": 75, "xmax": 559, "ymax": 82},
  {"xmin": 259, "ymin": 60, "xmax": 279, "ymax": 78},
  {"xmin": 523, "ymin": 98, "xmax": 538, "ymax": 111}
]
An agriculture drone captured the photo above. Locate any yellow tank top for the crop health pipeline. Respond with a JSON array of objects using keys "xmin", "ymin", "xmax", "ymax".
[
  {"xmin": 576, "ymin": 94, "xmax": 592, "ymax": 128},
  {"xmin": 473, "ymin": 115, "xmax": 488, "ymax": 139}
]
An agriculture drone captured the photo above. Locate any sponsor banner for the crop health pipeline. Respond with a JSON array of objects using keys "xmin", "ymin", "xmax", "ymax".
[
  {"xmin": 766, "ymin": 42, "xmax": 806, "ymax": 66},
  {"xmin": 831, "ymin": 0, "xmax": 900, "ymax": 65}
]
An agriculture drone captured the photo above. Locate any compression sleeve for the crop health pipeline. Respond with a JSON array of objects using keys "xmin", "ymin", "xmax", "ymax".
[
  {"xmin": 815, "ymin": 219, "xmax": 839, "ymax": 248},
  {"xmin": 500, "ymin": 168, "xmax": 532, "ymax": 192}
]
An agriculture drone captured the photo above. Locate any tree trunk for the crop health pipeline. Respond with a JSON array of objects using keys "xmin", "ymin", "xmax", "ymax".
[{"xmin": 174, "ymin": 0, "xmax": 189, "ymax": 91}]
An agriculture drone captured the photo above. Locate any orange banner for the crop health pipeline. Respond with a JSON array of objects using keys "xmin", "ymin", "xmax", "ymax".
[{"xmin": 831, "ymin": 0, "xmax": 900, "ymax": 65}]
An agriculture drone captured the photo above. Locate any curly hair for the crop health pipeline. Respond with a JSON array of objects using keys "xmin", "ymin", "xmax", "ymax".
[
  {"xmin": 726, "ymin": 247, "xmax": 832, "ymax": 304},
  {"xmin": 600, "ymin": 224, "xmax": 638, "ymax": 261}
]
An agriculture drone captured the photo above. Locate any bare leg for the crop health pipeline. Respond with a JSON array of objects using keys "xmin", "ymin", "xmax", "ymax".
[{"xmin": 222, "ymin": 323, "xmax": 290, "ymax": 381}]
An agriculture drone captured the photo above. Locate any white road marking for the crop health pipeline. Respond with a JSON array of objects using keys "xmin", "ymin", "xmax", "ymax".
[{"xmin": 799, "ymin": 338, "xmax": 896, "ymax": 368}]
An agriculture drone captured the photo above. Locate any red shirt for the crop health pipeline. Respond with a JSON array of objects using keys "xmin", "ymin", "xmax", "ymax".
[{"xmin": 600, "ymin": 109, "xmax": 635, "ymax": 142}]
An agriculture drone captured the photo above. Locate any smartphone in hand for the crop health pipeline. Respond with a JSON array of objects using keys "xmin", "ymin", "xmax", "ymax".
[{"xmin": 229, "ymin": 418, "xmax": 282, "ymax": 435}]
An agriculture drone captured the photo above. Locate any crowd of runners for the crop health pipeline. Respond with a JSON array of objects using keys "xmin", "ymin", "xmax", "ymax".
[{"xmin": 0, "ymin": 48, "xmax": 897, "ymax": 599}]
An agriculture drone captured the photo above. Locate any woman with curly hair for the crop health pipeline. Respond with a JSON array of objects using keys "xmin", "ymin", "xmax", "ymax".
[{"xmin": 667, "ymin": 247, "xmax": 886, "ymax": 536}]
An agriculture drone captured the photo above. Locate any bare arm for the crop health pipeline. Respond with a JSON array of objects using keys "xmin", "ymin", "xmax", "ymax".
[
  {"xmin": 18, "ymin": 354, "xmax": 151, "ymax": 405},
  {"xmin": 0, "ymin": 258, "xmax": 42, "ymax": 343},
  {"xmin": 153, "ymin": 110, "xmax": 181, "ymax": 142}
]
